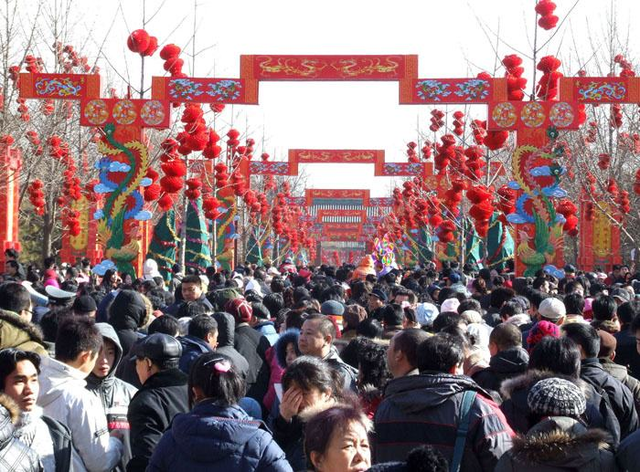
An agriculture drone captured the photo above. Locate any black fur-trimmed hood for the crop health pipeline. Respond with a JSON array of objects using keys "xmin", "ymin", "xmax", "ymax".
[{"xmin": 510, "ymin": 417, "xmax": 611, "ymax": 466}]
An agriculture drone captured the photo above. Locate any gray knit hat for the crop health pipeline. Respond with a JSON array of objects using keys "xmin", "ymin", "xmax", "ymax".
[{"xmin": 527, "ymin": 378, "xmax": 586, "ymax": 417}]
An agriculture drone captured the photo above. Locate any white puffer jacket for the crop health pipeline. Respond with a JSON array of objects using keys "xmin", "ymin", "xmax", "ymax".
[{"xmin": 38, "ymin": 357, "xmax": 123, "ymax": 472}]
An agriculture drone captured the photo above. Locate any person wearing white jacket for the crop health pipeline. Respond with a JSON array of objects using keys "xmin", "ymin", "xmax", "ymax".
[{"xmin": 37, "ymin": 317, "xmax": 123, "ymax": 471}]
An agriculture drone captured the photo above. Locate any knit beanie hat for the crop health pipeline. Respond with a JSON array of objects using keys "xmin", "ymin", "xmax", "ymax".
[
  {"xmin": 527, "ymin": 377, "xmax": 586, "ymax": 417},
  {"xmin": 526, "ymin": 320, "xmax": 560, "ymax": 353},
  {"xmin": 225, "ymin": 297, "xmax": 253, "ymax": 324}
]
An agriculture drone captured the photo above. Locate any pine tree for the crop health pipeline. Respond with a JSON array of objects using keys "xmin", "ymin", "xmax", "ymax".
[
  {"xmin": 147, "ymin": 209, "xmax": 179, "ymax": 281},
  {"xmin": 185, "ymin": 197, "xmax": 212, "ymax": 272}
]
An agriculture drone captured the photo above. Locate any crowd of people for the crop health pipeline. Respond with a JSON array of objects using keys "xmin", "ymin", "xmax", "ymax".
[{"xmin": 1, "ymin": 246, "xmax": 640, "ymax": 471}]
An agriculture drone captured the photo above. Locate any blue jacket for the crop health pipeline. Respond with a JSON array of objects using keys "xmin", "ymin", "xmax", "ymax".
[
  {"xmin": 178, "ymin": 335, "xmax": 212, "ymax": 374},
  {"xmin": 255, "ymin": 321, "xmax": 279, "ymax": 346},
  {"xmin": 148, "ymin": 402, "xmax": 292, "ymax": 472}
]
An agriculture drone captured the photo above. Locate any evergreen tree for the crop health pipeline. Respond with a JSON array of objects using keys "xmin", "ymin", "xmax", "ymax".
[
  {"xmin": 147, "ymin": 209, "xmax": 179, "ymax": 281},
  {"xmin": 185, "ymin": 197, "xmax": 212, "ymax": 272}
]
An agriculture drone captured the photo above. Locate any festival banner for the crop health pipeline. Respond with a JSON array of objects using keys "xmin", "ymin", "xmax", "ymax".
[
  {"xmin": 559, "ymin": 77, "xmax": 640, "ymax": 103},
  {"xmin": 401, "ymin": 77, "xmax": 507, "ymax": 104},
  {"xmin": 306, "ymin": 189, "xmax": 370, "ymax": 207},
  {"xmin": 317, "ymin": 209, "xmax": 367, "ymax": 222},
  {"xmin": 80, "ymin": 98, "xmax": 170, "ymax": 129},
  {"xmin": 151, "ymin": 76, "xmax": 259, "ymax": 104},
  {"xmin": 374, "ymin": 161, "xmax": 434, "ymax": 177},
  {"xmin": 488, "ymin": 100, "xmax": 580, "ymax": 131},
  {"xmin": 20, "ymin": 73, "xmax": 101, "ymax": 100},
  {"xmin": 241, "ymin": 55, "xmax": 418, "ymax": 81}
]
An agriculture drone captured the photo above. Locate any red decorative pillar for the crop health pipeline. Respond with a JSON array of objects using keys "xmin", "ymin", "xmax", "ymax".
[
  {"xmin": 60, "ymin": 196, "xmax": 103, "ymax": 266},
  {"xmin": 0, "ymin": 145, "xmax": 21, "ymax": 267}
]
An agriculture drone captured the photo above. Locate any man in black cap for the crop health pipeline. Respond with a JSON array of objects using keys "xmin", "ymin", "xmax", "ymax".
[
  {"xmin": 368, "ymin": 288, "xmax": 387, "ymax": 316},
  {"xmin": 72, "ymin": 294, "xmax": 98, "ymax": 317},
  {"xmin": 127, "ymin": 333, "xmax": 189, "ymax": 471}
]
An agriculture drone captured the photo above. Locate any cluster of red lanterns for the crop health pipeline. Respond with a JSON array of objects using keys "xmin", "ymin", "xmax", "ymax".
[
  {"xmin": 597, "ymin": 153, "xmax": 611, "ymax": 170},
  {"xmin": 502, "ymin": 54, "xmax": 527, "ymax": 101},
  {"xmin": 607, "ymin": 178, "xmax": 618, "ymax": 198},
  {"xmin": 584, "ymin": 201, "xmax": 595, "ymax": 221},
  {"xmin": 497, "ymin": 185, "xmax": 516, "ymax": 216},
  {"xmin": 615, "ymin": 54, "xmax": 635, "ymax": 78},
  {"xmin": 452, "ymin": 111, "xmax": 465, "ymax": 137},
  {"xmin": 185, "ymin": 178, "xmax": 202, "ymax": 200},
  {"xmin": 202, "ymin": 129, "xmax": 222, "ymax": 159},
  {"xmin": 434, "ymin": 134, "xmax": 456, "ymax": 174},
  {"xmin": 0, "ymin": 135, "xmax": 14, "ymax": 147},
  {"xmin": 467, "ymin": 186, "xmax": 494, "ymax": 237},
  {"xmin": 55, "ymin": 43, "xmax": 92, "ymax": 74},
  {"xmin": 63, "ymin": 210, "xmax": 81, "ymax": 237},
  {"xmin": 617, "ymin": 191, "xmax": 631, "ymax": 214},
  {"xmin": 214, "ymin": 163, "xmax": 229, "ymax": 189},
  {"xmin": 470, "ymin": 119, "xmax": 487, "ymax": 146},
  {"xmin": 158, "ymin": 138, "xmax": 185, "ymax": 210},
  {"xmin": 585, "ymin": 121, "xmax": 597, "ymax": 144},
  {"xmin": 429, "ymin": 109, "xmax": 445, "ymax": 132},
  {"xmin": 272, "ymin": 193, "xmax": 287, "ymax": 236},
  {"xmin": 421, "ymin": 141, "xmax": 432, "ymax": 160},
  {"xmin": 177, "ymin": 105, "xmax": 208, "ymax": 156},
  {"xmin": 202, "ymin": 196, "xmax": 221, "ymax": 220},
  {"xmin": 536, "ymin": 0, "xmax": 559, "ymax": 30},
  {"xmin": 143, "ymin": 169, "xmax": 162, "ymax": 202},
  {"xmin": 556, "ymin": 199, "xmax": 578, "ymax": 236},
  {"xmin": 536, "ymin": 56, "xmax": 562, "ymax": 100},
  {"xmin": 27, "ymin": 180, "xmax": 45, "ymax": 216},
  {"xmin": 610, "ymin": 103, "xmax": 623, "ymax": 129},
  {"xmin": 84, "ymin": 179, "xmax": 100, "ymax": 203},
  {"xmin": 126, "ymin": 29, "xmax": 159, "ymax": 57},
  {"xmin": 406, "ymin": 142, "xmax": 419, "ymax": 163},
  {"xmin": 60, "ymin": 156, "xmax": 83, "ymax": 204},
  {"xmin": 260, "ymin": 153, "xmax": 277, "ymax": 192},
  {"xmin": 226, "ymin": 128, "xmax": 241, "ymax": 148},
  {"xmin": 634, "ymin": 170, "xmax": 640, "ymax": 196},
  {"xmin": 464, "ymin": 145, "xmax": 486, "ymax": 180},
  {"xmin": 442, "ymin": 179, "xmax": 466, "ymax": 218},
  {"xmin": 160, "ymin": 44, "xmax": 184, "ymax": 77}
]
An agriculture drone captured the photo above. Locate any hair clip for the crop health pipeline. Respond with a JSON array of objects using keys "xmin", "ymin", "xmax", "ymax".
[{"xmin": 213, "ymin": 360, "xmax": 231, "ymax": 374}]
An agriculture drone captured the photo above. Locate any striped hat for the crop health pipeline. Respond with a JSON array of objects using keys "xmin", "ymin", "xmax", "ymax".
[{"xmin": 527, "ymin": 378, "xmax": 586, "ymax": 417}]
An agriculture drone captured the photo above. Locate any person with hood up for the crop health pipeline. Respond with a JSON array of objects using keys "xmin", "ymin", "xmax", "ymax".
[
  {"xmin": 226, "ymin": 298, "xmax": 271, "ymax": 402},
  {"xmin": 86, "ymin": 323, "xmax": 138, "ymax": 471},
  {"xmin": 148, "ymin": 352, "xmax": 292, "ymax": 471},
  {"xmin": 211, "ymin": 312, "xmax": 250, "ymax": 380},
  {"xmin": 264, "ymin": 329, "xmax": 300, "ymax": 412},
  {"xmin": 0, "ymin": 392, "xmax": 41, "ymax": 471},
  {"xmin": 374, "ymin": 333, "xmax": 513, "ymax": 469},
  {"xmin": 495, "ymin": 377, "xmax": 615, "ymax": 471},
  {"xmin": 38, "ymin": 317, "xmax": 123, "ymax": 471},
  {"xmin": 108, "ymin": 290, "xmax": 148, "ymax": 356},
  {"xmin": 473, "ymin": 323, "xmax": 529, "ymax": 400}
]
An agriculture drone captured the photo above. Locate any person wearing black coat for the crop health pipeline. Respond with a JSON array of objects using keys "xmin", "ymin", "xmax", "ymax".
[
  {"xmin": 563, "ymin": 323, "xmax": 639, "ymax": 441},
  {"xmin": 225, "ymin": 299, "xmax": 271, "ymax": 402},
  {"xmin": 148, "ymin": 352, "xmax": 291, "ymax": 472},
  {"xmin": 472, "ymin": 324, "xmax": 529, "ymax": 399},
  {"xmin": 126, "ymin": 334, "xmax": 189, "ymax": 472},
  {"xmin": 108, "ymin": 290, "xmax": 147, "ymax": 356},
  {"xmin": 212, "ymin": 312, "xmax": 250, "ymax": 379}
]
